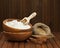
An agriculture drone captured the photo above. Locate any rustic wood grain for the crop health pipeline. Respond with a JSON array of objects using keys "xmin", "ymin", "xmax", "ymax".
[
  {"xmin": 6, "ymin": 42, "xmax": 14, "ymax": 48},
  {"xmin": 0, "ymin": 32, "xmax": 60, "ymax": 48},
  {"xmin": 25, "ymin": 41, "xmax": 31, "ymax": 48},
  {"xmin": 13, "ymin": 42, "xmax": 19, "ymax": 48},
  {"xmin": 53, "ymin": 37, "xmax": 60, "ymax": 48},
  {"xmin": 41, "ymin": 43, "xmax": 47, "ymax": 48},
  {"xmin": 0, "ymin": 35, "xmax": 5, "ymax": 48},
  {"xmin": 49, "ymin": 38, "xmax": 59, "ymax": 48},
  {"xmin": 46, "ymin": 40, "xmax": 53, "ymax": 48},
  {"xmin": 19, "ymin": 42, "xmax": 25, "ymax": 48},
  {"xmin": 35, "ymin": 44, "xmax": 41, "ymax": 48},
  {"xmin": 2, "ymin": 41, "xmax": 8, "ymax": 48}
]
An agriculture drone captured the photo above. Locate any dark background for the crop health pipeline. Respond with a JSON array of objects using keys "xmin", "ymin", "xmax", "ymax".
[{"xmin": 0, "ymin": 0, "xmax": 60, "ymax": 32}]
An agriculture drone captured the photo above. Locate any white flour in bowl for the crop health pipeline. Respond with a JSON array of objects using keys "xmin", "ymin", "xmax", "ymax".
[{"xmin": 5, "ymin": 20, "xmax": 31, "ymax": 29}]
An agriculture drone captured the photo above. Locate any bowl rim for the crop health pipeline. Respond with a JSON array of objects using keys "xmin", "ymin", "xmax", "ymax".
[
  {"xmin": 3, "ymin": 31, "xmax": 32, "ymax": 34},
  {"xmin": 3, "ymin": 18, "xmax": 32, "ymax": 31}
]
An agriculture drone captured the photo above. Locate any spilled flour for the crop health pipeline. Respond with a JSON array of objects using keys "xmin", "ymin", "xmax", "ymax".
[{"xmin": 5, "ymin": 20, "xmax": 31, "ymax": 29}]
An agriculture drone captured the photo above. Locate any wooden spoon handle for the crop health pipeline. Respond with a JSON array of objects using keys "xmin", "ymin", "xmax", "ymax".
[{"xmin": 28, "ymin": 12, "xmax": 37, "ymax": 20}]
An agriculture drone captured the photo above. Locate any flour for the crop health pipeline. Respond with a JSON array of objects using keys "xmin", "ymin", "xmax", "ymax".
[{"xmin": 5, "ymin": 20, "xmax": 31, "ymax": 29}]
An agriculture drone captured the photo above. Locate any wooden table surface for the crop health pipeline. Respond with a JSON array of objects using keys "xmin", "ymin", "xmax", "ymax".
[{"xmin": 0, "ymin": 32, "xmax": 60, "ymax": 48}]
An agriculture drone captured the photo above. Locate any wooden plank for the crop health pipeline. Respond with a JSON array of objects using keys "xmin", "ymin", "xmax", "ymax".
[
  {"xmin": 25, "ymin": 40, "xmax": 31, "ymax": 48},
  {"xmin": 41, "ymin": 43, "xmax": 47, "ymax": 48},
  {"xmin": 0, "ymin": 33, "xmax": 14, "ymax": 48},
  {"xmin": 13, "ymin": 42, "xmax": 19, "ymax": 48},
  {"xmin": 1, "ymin": 32, "xmax": 60, "ymax": 48},
  {"xmin": 2, "ymin": 40, "xmax": 15, "ymax": 48},
  {"xmin": 19, "ymin": 42, "xmax": 25, "ymax": 48},
  {"xmin": 2, "ymin": 40, "xmax": 8, "ymax": 48},
  {"xmin": 46, "ymin": 40, "xmax": 53, "ymax": 48},
  {"xmin": 0, "ymin": 35, "xmax": 5, "ymax": 48},
  {"xmin": 0, "ymin": 32, "xmax": 3, "ymax": 40},
  {"xmin": 49, "ymin": 38, "xmax": 59, "ymax": 48},
  {"xmin": 53, "ymin": 37, "xmax": 60, "ymax": 48},
  {"xmin": 53, "ymin": 32, "xmax": 60, "ymax": 40},
  {"xmin": 30, "ymin": 42, "xmax": 36, "ymax": 48},
  {"xmin": 7, "ymin": 42, "xmax": 14, "ymax": 48},
  {"xmin": 25, "ymin": 39, "xmax": 36, "ymax": 48},
  {"xmin": 35, "ymin": 44, "xmax": 41, "ymax": 48}
]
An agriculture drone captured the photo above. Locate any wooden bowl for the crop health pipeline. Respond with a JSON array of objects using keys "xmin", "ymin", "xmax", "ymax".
[
  {"xmin": 3, "ymin": 19, "xmax": 32, "ymax": 32},
  {"xmin": 3, "ymin": 31, "xmax": 32, "ymax": 41}
]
